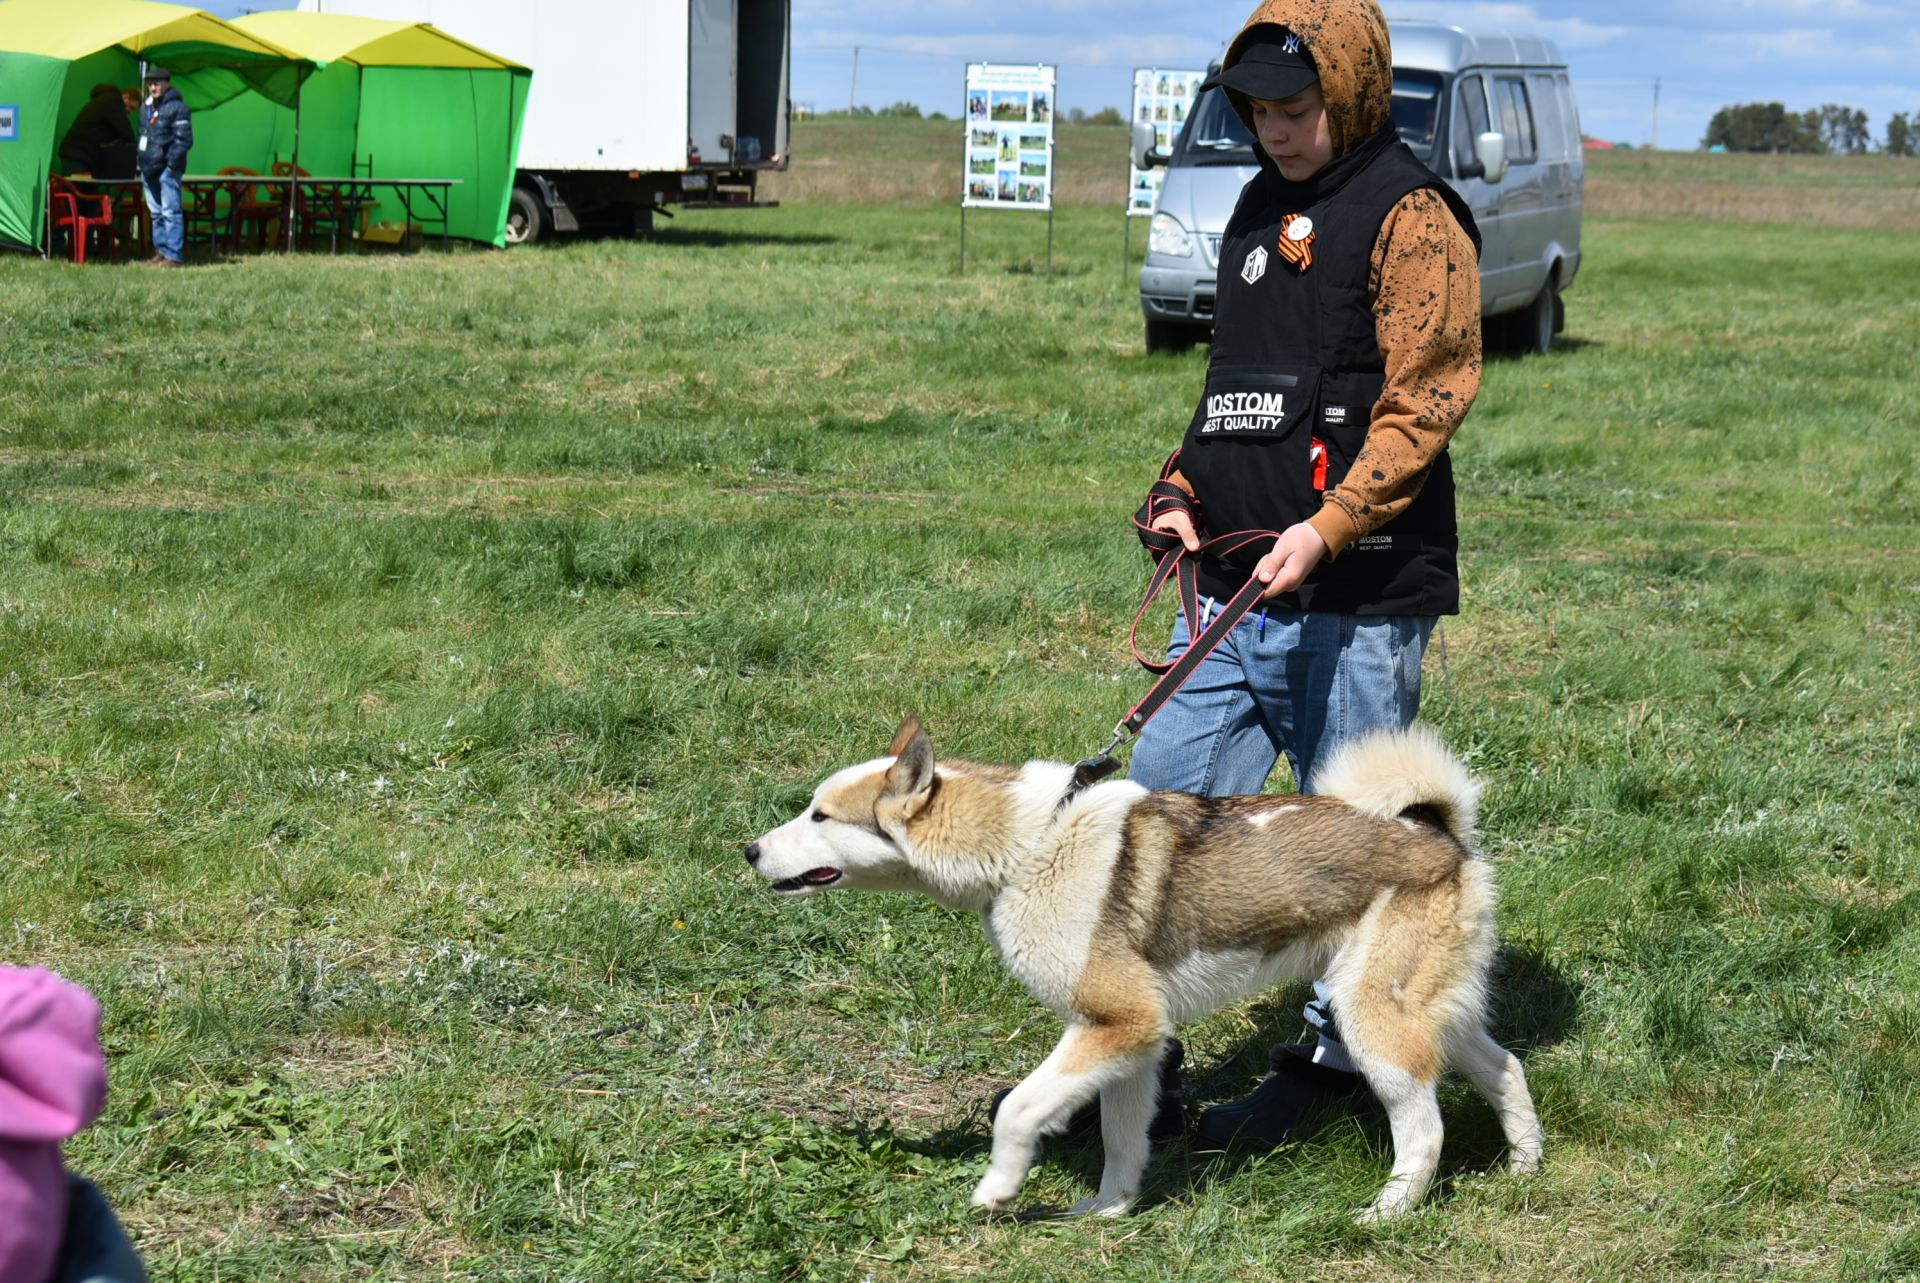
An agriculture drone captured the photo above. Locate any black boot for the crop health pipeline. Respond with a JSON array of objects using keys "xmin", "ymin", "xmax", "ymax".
[
  {"xmin": 1193, "ymin": 1042, "xmax": 1377, "ymax": 1152},
  {"xmin": 989, "ymin": 1038, "xmax": 1187, "ymax": 1142}
]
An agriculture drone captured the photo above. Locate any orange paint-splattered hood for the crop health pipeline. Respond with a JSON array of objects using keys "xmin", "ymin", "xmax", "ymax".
[{"xmin": 1218, "ymin": 0, "xmax": 1394, "ymax": 161}]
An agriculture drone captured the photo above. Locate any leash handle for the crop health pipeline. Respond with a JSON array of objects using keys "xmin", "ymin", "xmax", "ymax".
[
  {"xmin": 1120, "ymin": 554, "xmax": 1270, "ymax": 736},
  {"xmin": 1120, "ymin": 451, "xmax": 1283, "ymax": 741}
]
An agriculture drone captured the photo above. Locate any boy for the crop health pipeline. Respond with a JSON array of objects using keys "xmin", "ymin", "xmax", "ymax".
[
  {"xmin": 0, "ymin": 967, "xmax": 146, "ymax": 1283},
  {"xmin": 1131, "ymin": 0, "xmax": 1483, "ymax": 1149}
]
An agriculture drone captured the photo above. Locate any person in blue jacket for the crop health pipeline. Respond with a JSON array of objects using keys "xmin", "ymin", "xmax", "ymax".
[{"xmin": 136, "ymin": 67, "xmax": 192, "ymax": 267}]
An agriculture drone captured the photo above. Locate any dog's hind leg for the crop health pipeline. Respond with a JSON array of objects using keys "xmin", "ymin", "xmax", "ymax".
[
  {"xmin": 1327, "ymin": 887, "xmax": 1458, "ymax": 1222},
  {"xmin": 1449, "ymin": 1028, "xmax": 1544, "ymax": 1174},
  {"xmin": 1348, "ymin": 1053, "xmax": 1444, "ymax": 1223},
  {"xmin": 973, "ymin": 1021, "xmax": 1163, "ymax": 1215}
]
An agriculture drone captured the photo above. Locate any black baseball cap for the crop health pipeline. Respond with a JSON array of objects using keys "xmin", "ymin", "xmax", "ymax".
[
  {"xmin": 1200, "ymin": 27, "xmax": 1317, "ymax": 102},
  {"xmin": 143, "ymin": 66, "xmax": 172, "ymax": 82}
]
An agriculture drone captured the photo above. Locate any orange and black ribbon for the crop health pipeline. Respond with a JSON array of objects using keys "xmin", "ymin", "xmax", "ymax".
[{"xmin": 1277, "ymin": 213, "xmax": 1315, "ymax": 271}]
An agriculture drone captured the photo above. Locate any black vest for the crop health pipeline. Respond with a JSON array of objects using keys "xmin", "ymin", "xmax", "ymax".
[{"xmin": 1180, "ymin": 131, "xmax": 1479, "ymax": 616}]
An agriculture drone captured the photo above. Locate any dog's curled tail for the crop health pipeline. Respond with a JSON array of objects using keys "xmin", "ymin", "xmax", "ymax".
[{"xmin": 1314, "ymin": 724, "xmax": 1481, "ymax": 852}]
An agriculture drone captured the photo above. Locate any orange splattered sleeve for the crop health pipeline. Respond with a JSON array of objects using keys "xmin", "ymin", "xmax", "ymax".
[{"xmin": 1306, "ymin": 186, "xmax": 1481, "ymax": 558}]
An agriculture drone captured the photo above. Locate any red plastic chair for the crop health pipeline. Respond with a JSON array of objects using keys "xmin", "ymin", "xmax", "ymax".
[{"xmin": 49, "ymin": 176, "xmax": 116, "ymax": 265}]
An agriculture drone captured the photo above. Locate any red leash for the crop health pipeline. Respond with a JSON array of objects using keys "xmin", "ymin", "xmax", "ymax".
[{"xmin": 1071, "ymin": 455, "xmax": 1281, "ymax": 790}]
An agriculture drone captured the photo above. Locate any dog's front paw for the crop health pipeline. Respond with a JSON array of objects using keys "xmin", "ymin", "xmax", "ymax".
[
  {"xmin": 1355, "ymin": 1192, "xmax": 1417, "ymax": 1226},
  {"xmin": 1067, "ymin": 1191, "xmax": 1135, "ymax": 1218},
  {"xmin": 970, "ymin": 1169, "xmax": 1024, "ymax": 1213}
]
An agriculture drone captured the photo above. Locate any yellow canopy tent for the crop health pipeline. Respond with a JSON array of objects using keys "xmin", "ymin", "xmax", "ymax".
[
  {"xmin": 0, "ymin": 0, "xmax": 308, "ymax": 251},
  {"xmin": 194, "ymin": 11, "xmax": 530, "ymax": 246}
]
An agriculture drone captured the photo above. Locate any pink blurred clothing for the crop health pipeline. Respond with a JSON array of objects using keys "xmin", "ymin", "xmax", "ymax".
[{"xmin": 0, "ymin": 966, "xmax": 108, "ymax": 1283}]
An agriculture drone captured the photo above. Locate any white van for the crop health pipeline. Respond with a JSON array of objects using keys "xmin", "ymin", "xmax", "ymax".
[{"xmin": 1136, "ymin": 20, "xmax": 1582, "ymax": 354}]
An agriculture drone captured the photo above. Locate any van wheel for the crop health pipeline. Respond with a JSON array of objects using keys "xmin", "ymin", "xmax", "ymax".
[
  {"xmin": 506, "ymin": 185, "xmax": 546, "ymax": 246},
  {"xmin": 1145, "ymin": 320, "xmax": 1202, "ymax": 355},
  {"xmin": 1522, "ymin": 278, "xmax": 1558, "ymax": 354}
]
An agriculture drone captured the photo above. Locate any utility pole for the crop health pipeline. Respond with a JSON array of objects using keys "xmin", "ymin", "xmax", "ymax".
[
  {"xmin": 849, "ymin": 46, "xmax": 859, "ymax": 113},
  {"xmin": 1651, "ymin": 76, "xmax": 1661, "ymax": 150}
]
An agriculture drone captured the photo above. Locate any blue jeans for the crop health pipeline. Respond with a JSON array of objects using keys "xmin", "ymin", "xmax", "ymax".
[
  {"xmin": 1127, "ymin": 605, "xmax": 1433, "ymax": 796},
  {"xmin": 141, "ymin": 169, "xmax": 183, "ymax": 262},
  {"xmin": 55, "ymin": 1174, "xmax": 146, "ymax": 1283},
  {"xmin": 1128, "ymin": 604, "xmax": 1434, "ymax": 1069}
]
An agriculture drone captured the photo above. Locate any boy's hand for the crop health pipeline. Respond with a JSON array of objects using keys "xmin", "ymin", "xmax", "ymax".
[
  {"xmin": 1253, "ymin": 523, "xmax": 1328, "ymax": 599},
  {"xmin": 1150, "ymin": 510, "xmax": 1201, "ymax": 553}
]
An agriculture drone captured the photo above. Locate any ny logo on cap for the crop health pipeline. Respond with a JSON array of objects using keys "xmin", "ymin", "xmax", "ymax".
[
  {"xmin": 1241, "ymin": 244, "xmax": 1268, "ymax": 284},
  {"xmin": 1282, "ymin": 33, "xmax": 1302, "ymax": 53}
]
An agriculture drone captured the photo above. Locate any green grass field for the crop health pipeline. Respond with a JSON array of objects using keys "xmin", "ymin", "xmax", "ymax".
[{"xmin": 3, "ymin": 125, "xmax": 1916, "ymax": 1281}]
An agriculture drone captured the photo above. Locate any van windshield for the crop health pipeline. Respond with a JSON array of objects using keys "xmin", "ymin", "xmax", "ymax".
[
  {"xmin": 1174, "ymin": 71, "xmax": 1449, "ymax": 167},
  {"xmin": 1390, "ymin": 70, "xmax": 1445, "ymax": 162},
  {"xmin": 1175, "ymin": 88, "xmax": 1259, "ymax": 165}
]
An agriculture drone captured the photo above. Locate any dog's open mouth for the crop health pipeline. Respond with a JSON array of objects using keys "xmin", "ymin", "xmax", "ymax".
[{"xmin": 770, "ymin": 867, "xmax": 843, "ymax": 894}]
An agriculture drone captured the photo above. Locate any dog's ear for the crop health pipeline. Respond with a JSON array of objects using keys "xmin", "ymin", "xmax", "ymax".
[
  {"xmin": 887, "ymin": 714, "xmax": 922, "ymax": 758},
  {"xmin": 884, "ymin": 717, "xmax": 934, "ymax": 808}
]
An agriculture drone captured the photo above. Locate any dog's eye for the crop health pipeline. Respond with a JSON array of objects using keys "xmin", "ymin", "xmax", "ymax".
[{"xmin": 811, "ymin": 809, "xmax": 830, "ymax": 823}]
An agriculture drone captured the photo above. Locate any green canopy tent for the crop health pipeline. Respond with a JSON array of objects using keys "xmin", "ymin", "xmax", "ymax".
[
  {"xmin": 0, "ymin": 0, "xmax": 308, "ymax": 253},
  {"xmin": 197, "ymin": 12, "xmax": 530, "ymax": 248}
]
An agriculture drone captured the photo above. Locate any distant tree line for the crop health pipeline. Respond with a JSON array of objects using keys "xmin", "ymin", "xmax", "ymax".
[
  {"xmin": 818, "ymin": 102, "xmax": 1126, "ymax": 125},
  {"xmin": 1704, "ymin": 102, "xmax": 1915, "ymax": 156}
]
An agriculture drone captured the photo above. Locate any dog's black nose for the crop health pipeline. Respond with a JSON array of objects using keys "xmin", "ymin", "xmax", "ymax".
[{"xmin": 744, "ymin": 841, "xmax": 762, "ymax": 866}]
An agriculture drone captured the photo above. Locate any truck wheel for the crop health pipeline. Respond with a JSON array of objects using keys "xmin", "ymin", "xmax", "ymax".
[
  {"xmin": 1522, "ymin": 277, "xmax": 1558, "ymax": 355},
  {"xmin": 506, "ymin": 185, "xmax": 547, "ymax": 246},
  {"xmin": 1145, "ymin": 320, "xmax": 1201, "ymax": 355}
]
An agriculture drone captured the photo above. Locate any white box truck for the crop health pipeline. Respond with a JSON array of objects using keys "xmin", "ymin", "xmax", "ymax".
[{"xmin": 299, "ymin": 0, "xmax": 791, "ymax": 242}]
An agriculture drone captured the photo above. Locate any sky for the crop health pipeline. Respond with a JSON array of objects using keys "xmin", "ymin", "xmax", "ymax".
[{"xmin": 211, "ymin": 1, "xmax": 1919, "ymax": 151}]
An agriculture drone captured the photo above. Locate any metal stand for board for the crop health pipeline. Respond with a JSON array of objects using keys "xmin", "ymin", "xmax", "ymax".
[
  {"xmin": 957, "ymin": 62, "xmax": 1057, "ymax": 278},
  {"xmin": 1122, "ymin": 213, "xmax": 1131, "ymax": 286}
]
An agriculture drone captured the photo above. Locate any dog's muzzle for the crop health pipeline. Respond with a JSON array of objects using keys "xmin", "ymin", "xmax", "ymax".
[{"xmin": 745, "ymin": 840, "xmax": 844, "ymax": 893}]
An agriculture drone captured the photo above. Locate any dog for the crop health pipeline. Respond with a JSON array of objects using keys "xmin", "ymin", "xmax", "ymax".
[{"xmin": 745, "ymin": 717, "xmax": 1543, "ymax": 1221}]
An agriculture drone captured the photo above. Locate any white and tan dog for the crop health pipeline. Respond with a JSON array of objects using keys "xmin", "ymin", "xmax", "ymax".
[{"xmin": 745, "ymin": 717, "xmax": 1543, "ymax": 1221}]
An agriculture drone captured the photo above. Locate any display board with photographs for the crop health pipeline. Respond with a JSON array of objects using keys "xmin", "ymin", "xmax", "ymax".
[
  {"xmin": 1127, "ymin": 67, "xmax": 1205, "ymax": 215},
  {"xmin": 963, "ymin": 63, "xmax": 1056, "ymax": 211}
]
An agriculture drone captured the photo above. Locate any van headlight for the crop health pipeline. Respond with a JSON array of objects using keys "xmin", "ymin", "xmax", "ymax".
[{"xmin": 1149, "ymin": 213, "xmax": 1193, "ymax": 258}]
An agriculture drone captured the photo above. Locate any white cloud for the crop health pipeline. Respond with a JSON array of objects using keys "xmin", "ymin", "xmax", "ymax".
[
  {"xmin": 1690, "ymin": 0, "xmax": 1905, "ymax": 19},
  {"xmin": 1702, "ymin": 26, "xmax": 1839, "ymax": 61},
  {"xmin": 1385, "ymin": 2, "xmax": 1631, "ymax": 49},
  {"xmin": 1061, "ymin": 35, "xmax": 1224, "ymax": 70}
]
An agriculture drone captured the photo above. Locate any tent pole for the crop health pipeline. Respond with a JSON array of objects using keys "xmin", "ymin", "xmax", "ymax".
[{"xmin": 288, "ymin": 75, "xmax": 302, "ymax": 250}]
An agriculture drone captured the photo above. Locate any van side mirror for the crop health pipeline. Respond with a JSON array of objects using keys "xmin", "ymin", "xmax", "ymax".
[
  {"xmin": 1474, "ymin": 131, "xmax": 1509, "ymax": 183},
  {"xmin": 1131, "ymin": 120, "xmax": 1167, "ymax": 170}
]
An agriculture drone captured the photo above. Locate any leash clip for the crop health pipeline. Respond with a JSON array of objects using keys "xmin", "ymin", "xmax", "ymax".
[{"xmin": 1070, "ymin": 722, "xmax": 1131, "ymax": 791}]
